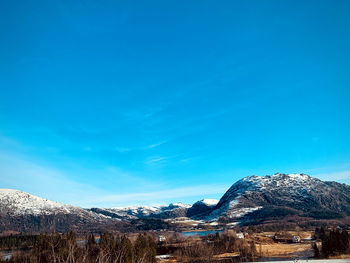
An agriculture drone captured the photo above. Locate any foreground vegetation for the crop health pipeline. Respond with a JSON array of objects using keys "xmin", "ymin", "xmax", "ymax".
[
  {"xmin": 313, "ymin": 227, "xmax": 350, "ymax": 258},
  {"xmin": 165, "ymin": 232, "xmax": 258, "ymax": 262},
  {"xmin": 0, "ymin": 231, "xmax": 259, "ymax": 263},
  {"xmin": 0, "ymin": 232, "xmax": 156, "ymax": 263},
  {"xmin": 1, "ymin": 226, "xmax": 350, "ymax": 262}
]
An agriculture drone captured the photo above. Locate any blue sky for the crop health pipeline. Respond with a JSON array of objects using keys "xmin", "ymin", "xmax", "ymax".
[{"xmin": 1, "ymin": 0, "xmax": 350, "ymax": 207}]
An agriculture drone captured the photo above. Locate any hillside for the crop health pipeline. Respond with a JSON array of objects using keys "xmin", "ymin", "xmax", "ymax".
[
  {"xmin": 0, "ymin": 189, "xmax": 114, "ymax": 233},
  {"xmin": 206, "ymin": 173, "xmax": 350, "ymax": 226}
]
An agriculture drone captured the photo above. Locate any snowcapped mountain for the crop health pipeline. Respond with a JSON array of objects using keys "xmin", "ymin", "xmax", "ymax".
[
  {"xmin": 91, "ymin": 202, "xmax": 192, "ymax": 220},
  {"xmin": 207, "ymin": 173, "xmax": 350, "ymax": 225},
  {"xmin": 110, "ymin": 205, "xmax": 164, "ymax": 218},
  {"xmin": 0, "ymin": 189, "xmax": 80, "ymax": 215},
  {"xmin": 0, "ymin": 189, "xmax": 114, "ymax": 233},
  {"xmin": 1, "ymin": 173, "xmax": 350, "ymax": 233}
]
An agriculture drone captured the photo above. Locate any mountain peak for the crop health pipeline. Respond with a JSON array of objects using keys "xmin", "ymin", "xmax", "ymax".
[
  {"xmin": 272, "ymin": 172, "xmax": 310, "ymax": 179},
  {"xmin": 169, "ymin": 202, "xmax": 191, "ymax": 208},
  {"xmin": 208, "ymin": 173, "xmax": 350, "ymax": 222},
  {"xmin": 197, "ymin": 199, "xmax": 219, "ymax": 206}
]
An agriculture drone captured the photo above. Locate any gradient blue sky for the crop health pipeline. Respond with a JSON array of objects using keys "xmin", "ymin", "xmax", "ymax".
[{"xmin": 1, "ymin": 0, "xmax": 350, "ymax": 207}]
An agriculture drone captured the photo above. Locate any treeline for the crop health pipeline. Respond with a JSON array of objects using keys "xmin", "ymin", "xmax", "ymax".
[
  {"xmin": 2, "ymin": 232, "xmax": 156, "ymax": 263},
  {"xmin": 314, "ymin": 227, "xmax": 350, "ymax": 258},
  {"xmin": 240, "ymin": 220, "xmax": 347, "ymax": 233},
  {"xmin": 0, "ymin": 235, "xmax": 38, "ymax": 250}
]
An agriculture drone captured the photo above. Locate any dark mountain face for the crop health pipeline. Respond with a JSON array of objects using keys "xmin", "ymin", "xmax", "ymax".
[
  {"xmin": 0, "ymin": 213, "xmax": 114, "ymax": 234},
  {"xmin": 207, "ymin": 173, "xmax": 350, "ymax": 225},
  {"xmin": 187, "ymin": 199, "xmax": 218, "ymax": 218},
  {"xmin": 0, "ymin": 189, "xmax": 117, "ymax": 234}
]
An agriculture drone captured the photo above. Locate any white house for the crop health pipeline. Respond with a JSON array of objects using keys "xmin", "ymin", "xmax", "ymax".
[
  {"xmin": 158, "ymin": 235, "xmax": 166, "ymax": 242},
  {"xmin": 236, "ymin": 232, "xmax": 245, "ymax": 239},
  {"xmin": 292, "ymin": 235, "xmax": 301, "ymax": 243}
]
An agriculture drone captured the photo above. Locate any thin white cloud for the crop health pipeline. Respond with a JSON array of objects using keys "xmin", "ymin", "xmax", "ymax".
[
  {"xmin": 144, "ymin": 156, "xmax": 168, "ymax": 165},
  {"xmin": 314, "ymin": 170, "xmax": 350, "ymax": 181},
  {"xmin": 0, "ymin": 151, "xmax": 106, "ymax": 207},
  {"xmin": 142, "ymin": 140, "xmax": 167, "ymax": 150},
  {"xmin": 114, "ymin": 140, "xmax": 167, "ymax": 153}
]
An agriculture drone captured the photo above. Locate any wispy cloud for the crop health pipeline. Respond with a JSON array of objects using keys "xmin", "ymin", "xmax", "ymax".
[
  {"xmin": 314, "ymin": 170, "xmax": 350, "ymax": 181},
  {"xmin": 142, "ymin": 140, "xmax": 167, "ymax": 150},
  {"xmin": 306, "ymin": 163, "xmax": 350, "ymax": 183},
  {"xmin": 145, "ymin": 156, "xmax": 168, "ymax": 165},
  {"xmin": 0, "ymin": 151, "xmax": 106, "ymax": 207},
  {"xmin": 179, "ymin": 156, "xmax": 200, "ymax": 163},
  {"xmin": 114, "ymin": 140, "xmax": 167, "ymax": 153}
]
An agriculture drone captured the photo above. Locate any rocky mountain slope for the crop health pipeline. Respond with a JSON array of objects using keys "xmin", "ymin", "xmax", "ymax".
[
  {"xmin": 91, "ymin": 202, "xmax": 192, "ymax": 220},
  {"xmin": 0, "ymin": 189, "xmax": 215, "ymax": 233},
  {"xmin": 0, "ymin": 189, "xmax": 114, "ymax": 233},
  {"xmin": 0, "ymin": 189, "xmax": 83, "ymax": 216},
  {"xmin": 91, "ymin": 200, "xmax": 219, "ymax": 219},
  {"xmin": 187, "ymin": 199, "xmax": 218, "ymax": 217},
  {"xmin": 206, "ymin": 173, "xmax": 350, "ymax": 225}
]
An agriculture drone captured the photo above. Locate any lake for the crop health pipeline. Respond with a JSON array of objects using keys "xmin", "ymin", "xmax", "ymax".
[{"xmin": 180, "ymin": 230, "xmax": 224, "ymax": 237}]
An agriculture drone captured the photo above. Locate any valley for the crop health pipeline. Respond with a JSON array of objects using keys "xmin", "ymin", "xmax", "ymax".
[{"xmin": 1, "ymin": 173, "xmax": 350, "ymax": 262}]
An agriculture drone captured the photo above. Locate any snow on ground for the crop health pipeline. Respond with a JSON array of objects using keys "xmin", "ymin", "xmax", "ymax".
[
  {"xmin": 110, "ymin": 205, "xmax": 163, "ymax": 217},
  {"xmin": 227, "ymin": 206, "xmax": 263, "ymax": 218},
  {"xmin": 109, "ymin": 202, "xmax": 192, "ymax": 219},
  {"xmin": 170, "ymin": 202, "xmax": 192, "ymax": 208},
  {"xmin": 156, "ymin": 255, "xmax": 171, "ymax": 259}
]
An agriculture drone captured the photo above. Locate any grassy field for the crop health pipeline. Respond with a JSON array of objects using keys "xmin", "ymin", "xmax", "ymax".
[{"xmin": 258, "ymin": 242, "xmax": 313, "ymax": 258}]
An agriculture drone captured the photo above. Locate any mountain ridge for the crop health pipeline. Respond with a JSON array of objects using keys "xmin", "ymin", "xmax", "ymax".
[
  {"xmin": 1, "ymin": 173, "xmax": 350, "ymax": 232},
  {"xmin": 206, "ymin": 173, "xmax": 350, "ymax": 226}
]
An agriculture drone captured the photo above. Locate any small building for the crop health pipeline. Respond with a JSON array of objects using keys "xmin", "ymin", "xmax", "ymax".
[
  {"xmin": 292, "ymin": 236, "xmax": 301, "ymax": 243},
  {"xmin": 236, "ymin": 232, "xmax": 244, "ymax": 239},
  {"xmin": 158, "ymin": 235, "xmax": 166, "ymax": 242}
]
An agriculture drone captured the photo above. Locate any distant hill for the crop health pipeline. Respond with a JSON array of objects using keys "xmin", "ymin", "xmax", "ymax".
[
  {"xmin": 1, "ymin": 173, "xmax": 350, "ymax": 233},
  {"xmin": 90, "ymin": 202, "xmax": 192, "ymax": 220}
]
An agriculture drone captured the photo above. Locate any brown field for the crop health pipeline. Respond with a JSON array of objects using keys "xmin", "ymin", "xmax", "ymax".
[
  {"xmin": 259, "ymin": 242, "xmax": 312, "ymax": 258},
  {"xmin": 256, "ymin": 231, "xmax": 313, "ymax": 239},
  {"xmin": 213, "ymin": 252, "xmax": 240, "ymax": 258},
  {"xmin": 328, "ymin": 254, "xmax": 350, "ymax": 259}
]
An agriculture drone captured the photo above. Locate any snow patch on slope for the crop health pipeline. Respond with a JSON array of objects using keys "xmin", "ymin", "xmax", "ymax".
[
  {"xmin": 0, "ymin": 189, "xmax": 77, "ymax": 215},
  {"xmin": 0, "ymin": 189, "xmax": 110, "ymax": 222},
  {"xmin": 198, "ymin": 199, "xmax": 219, "ymax": 206},
  {"xmin": 107, "ymin": 202, "xmax": 192, "ymax": 219},
  {"xmin": 206, "ymin": 173, "xmax": 322, "ymax": 221}
]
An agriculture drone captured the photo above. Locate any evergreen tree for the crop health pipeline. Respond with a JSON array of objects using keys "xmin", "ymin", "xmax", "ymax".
[{"xmin": 313, "ymin": 243, "xmax": 320, "ymax": 258}]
